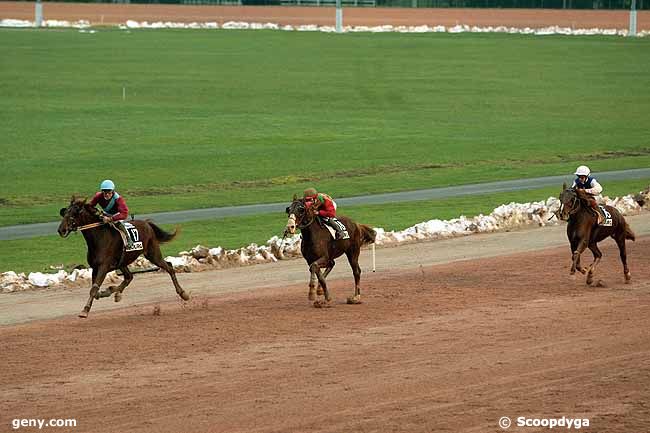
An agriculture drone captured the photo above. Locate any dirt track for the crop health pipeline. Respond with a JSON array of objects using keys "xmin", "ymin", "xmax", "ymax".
[
  {"xmin": 1, "ymin": 2, "xmax": 648, "ymax": 30},
  {"xmin": 1, "ymin": 215, "xmax": 650, "ymax": 432}
]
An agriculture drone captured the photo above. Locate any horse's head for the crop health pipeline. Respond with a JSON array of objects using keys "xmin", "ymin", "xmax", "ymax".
[
  {"xmin": 285, "ymin": 194, "xmax": 317, "ymax": 235},
  {"xmin": 558, "ymin": 182, "xmax": 582, "ymax": 221},
  {"xmin": 58, "ymin": 197, "xmax": 99, "ymax": 237}
]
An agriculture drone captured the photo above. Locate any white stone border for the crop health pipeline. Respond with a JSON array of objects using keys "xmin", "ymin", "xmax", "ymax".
[
  {"xmin": 0, "ymin": 18, "xmax": 648, "ymax": 37},
  {"xmin": 2, "ymin": 190, "xmax": 647, "ymax": 293}
]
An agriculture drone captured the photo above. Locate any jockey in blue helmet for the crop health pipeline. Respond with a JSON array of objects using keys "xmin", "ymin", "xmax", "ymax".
[{"xmin": 89, "ymin": 180, "xmax": 133, "ymax": 248}]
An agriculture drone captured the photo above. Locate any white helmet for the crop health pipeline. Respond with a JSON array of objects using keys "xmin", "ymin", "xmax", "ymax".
[{"xmin": 575, "ymin": 165, "xmax": 590, "ymax": 176}]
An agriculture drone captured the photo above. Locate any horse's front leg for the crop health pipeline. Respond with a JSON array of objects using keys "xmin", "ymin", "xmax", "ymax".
[
  {"xmin": 575, "ymin": 255, "xmax": 587, "ymax": 274},
  {"xmin": 317, "ymin": 261, "xmax": 335, "ymax": 296},
  {"xmin": 308, "ymin": 265, "xmax": 318, "ymax": 301},
  {"xmin": 310, "ymin": 257, "xmax": 331, "ymax": 307},
  {"xmin": 80, "ymin": 265, "xmax": 110, "ymax": 318},
  {"xmin": 97, "ymin": 266, "xmax": 133, "ymax": 302},
  {"xmin": 570, "ymin": 237, "xmax": 588, "ymax": 276}
]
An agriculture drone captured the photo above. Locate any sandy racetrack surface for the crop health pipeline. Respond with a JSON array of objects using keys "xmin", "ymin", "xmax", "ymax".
[{"xmin": 1, "ymin": 221, "xmax": 649, "ymax": 432}]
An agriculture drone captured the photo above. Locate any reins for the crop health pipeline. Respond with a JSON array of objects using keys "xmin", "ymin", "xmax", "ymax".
[
  {"xmin": 558, "ymin": 192, "xmax": 582, "ymax": 221},
  {"xmin": 78, "ymin": 222, "xmax": 106, "ymax": 231},
  {"xmin": 297, "ymin": 213, "xmax": 315, "ymax": 229}
]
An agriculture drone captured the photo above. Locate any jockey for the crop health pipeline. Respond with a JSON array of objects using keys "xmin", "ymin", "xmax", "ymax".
[
  {"xmin": 303, "ymin": 188, "xmax": 350, "ymax": 240},
  {"xmin": 89, "ymin": 179, "xmax": 133, "ymax": 249},
  {"xmin": 571, "ymin": 165, "xmax": 604, "ymax": 222}
]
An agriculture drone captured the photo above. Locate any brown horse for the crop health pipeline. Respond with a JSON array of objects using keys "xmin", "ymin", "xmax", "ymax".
[
  {"xmin": 285, "ymin": 196, "xmax": 376, "ymax": 307},
  {"xmin": 58, "ymin": 197, "xmax": 190, "ymax": 318},
  {"xmin": 558, "ymin": 184, "xmax": 635, "ymax": 285}
]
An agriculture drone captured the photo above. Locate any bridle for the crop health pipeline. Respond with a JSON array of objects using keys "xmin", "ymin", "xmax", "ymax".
[
  {"xmin": 558, "ymin": 190, "xmax": 581, "ymax": 220},
  {"xmin": 286, "ymin": 200, "xmax": 315, "ymax": 235},
  {"xmin": 63, "ymin": 205, "xmax": 105, "ymax": 232}
]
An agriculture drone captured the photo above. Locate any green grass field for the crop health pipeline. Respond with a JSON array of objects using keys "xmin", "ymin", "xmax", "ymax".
[{"xmin": 1, "ymin": 28, "xmax": 649, "ymax": 272}]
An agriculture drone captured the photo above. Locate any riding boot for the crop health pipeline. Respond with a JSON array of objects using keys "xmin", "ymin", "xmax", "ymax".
[
  {"xmin": 327, "ymin": 217, "xmax": 350, "ymax": 240},
  {"xmin": 590, "ymin": 199, "xmax": 603, "ymax": 224},
  {"xmin": 117, "ymin": 222, "xmax": 134, "ymax": 250}
]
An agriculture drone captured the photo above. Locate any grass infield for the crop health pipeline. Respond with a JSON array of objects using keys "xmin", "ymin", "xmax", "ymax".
[{"xmin": 1, "ymin": 29, "xmax": 648, "ymax": 271}]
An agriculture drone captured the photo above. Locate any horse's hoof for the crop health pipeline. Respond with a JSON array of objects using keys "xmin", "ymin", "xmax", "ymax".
[
  {"xmin": 78, "ymin": 310, "xmax": 88, "ymax": 318},
  {"xmin": 308, "ymin": 290, "xmax": 316, "ymax": 301},
  {"xmin": 595, "ymin": 280, "xmax": 607, "ymax": 288},
  {"xmin": 180, "ymin": 291, "xmax": 191, "ymax": 301},
  {"xmin": 625, "ymin": 273, "xmax": 632, "ymax": 283},
  {"xmin": 313, "ymin": 300, "xmax": 332, "ymax": 309},
  {"xmin": 96, "ymin": 289, "xmax": 111, "ymax": 299},
  {"xmin": 586, "ymin": 276, "xmax": 594, "ymax": 286},
  {"xmin": 114, "ymin": 292, "xmax": 122, "ymax": 303},
  {"xmin": 347, "ymin": 296, "xmax": 362, "ymax": 305}
]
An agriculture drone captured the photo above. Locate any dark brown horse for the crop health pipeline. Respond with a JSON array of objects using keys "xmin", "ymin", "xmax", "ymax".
[
  {"xmin": 58, "ymin": 197, "xmax": 190, "ymax": 318},
  {"xmin": 558, "ymin": 184, "xmax": 635, "ymax": 285},
  {"xmin": 285, "ymin": 196, "xmax": 376, "ymax": 307}
]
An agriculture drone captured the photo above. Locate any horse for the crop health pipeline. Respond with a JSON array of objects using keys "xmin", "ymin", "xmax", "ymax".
[
  {"xmin": 557, "ymin": 183, "xmax": 635, "ymax": 285},
  {"xmin": 285, "ymin": 196, "xmax": 376, "ymax": 307},
  {"xmin": 58, "ymin": 197, "xmax": 190, "ymax": 318}
]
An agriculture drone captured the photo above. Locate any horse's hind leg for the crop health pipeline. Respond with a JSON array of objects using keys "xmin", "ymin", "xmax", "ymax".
[
  {"xmin": 614, "ymin": 234, "xmax": 631, "ymax": 283},
  {"xmin": 145, "ymin": 248, "xmax": 190, "ymax": 301},
  {"xmin": 345, "ymin": 248, "xmax": 362, "ymax": 304},
  {"xmin": 80, "ymin": 265, "xmax": 109, "ymax": 318},
  {"xmin": 586, "ymin": 243, "xmax": 603, "ymax": 286}
]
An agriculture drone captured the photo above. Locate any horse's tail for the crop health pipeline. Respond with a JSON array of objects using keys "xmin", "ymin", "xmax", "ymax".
[
  {"xmin": 624, "ymin": 221, "xmax": 636, "ymax": 241},
  {"xmin": 148, "ymin": 221, "xmax": 179, "ymax": 244},
  {"xmin": 358, "ymin": 224, "xmax": 376, "ymax": 246}
]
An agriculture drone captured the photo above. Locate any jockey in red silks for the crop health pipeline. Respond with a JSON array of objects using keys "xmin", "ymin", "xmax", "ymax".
[
  {"xmin": 89, "ymin": 179, "xmax": 133, "ymax": 248},
  {"xmin": 303, "ymin": 188, "xmax": 350, "ymax": 240},
  {"xmin": 571, "ymin": 165, "xmax": 605, "ymax": 223}
]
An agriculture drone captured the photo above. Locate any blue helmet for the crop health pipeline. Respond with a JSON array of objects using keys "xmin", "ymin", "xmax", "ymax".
[{"xmin": 100, "ymin": 179, "xmax": 115, "ymax": 191}]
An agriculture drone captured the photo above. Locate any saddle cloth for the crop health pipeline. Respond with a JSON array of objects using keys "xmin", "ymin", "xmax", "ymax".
[
  {"xmin": 324, "ymin": 224, "xmax": 337, "ymax": 239},
  {"xmin": 598, "ymin": 206, "xmax": 612, "ymax": 227},
  {"xmin": 120, "ymin": 222, "xmax": 144, "ymax": 252}
]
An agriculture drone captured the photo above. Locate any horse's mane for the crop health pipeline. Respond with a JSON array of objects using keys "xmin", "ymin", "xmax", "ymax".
[
  {"xmin": 68, "ymin": 195, "xmax": 100, "ymax": 218},
  {"xmin": 69, "ymin": 195, "xmax": 86, "ymax": 206},
  {"xmin": 573, "ymin": 188, "xmax": 595, "ymax": 207}
]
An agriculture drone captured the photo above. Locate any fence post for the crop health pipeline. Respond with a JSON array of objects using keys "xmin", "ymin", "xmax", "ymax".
[
  {"xmin": 629, "ymin": 0, "xmax": 637, "ymax": 37},
  {"xmin": 34, "ymin": 0, "xmax": 43, "ymax": 27},
  {"xmin": 335, "ymin": 0, "xmax": 343, "ymax": 33}
]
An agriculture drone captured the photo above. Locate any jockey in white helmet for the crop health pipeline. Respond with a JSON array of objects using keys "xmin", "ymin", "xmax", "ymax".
[{"xmin": 571, "ymin": 165, "xmax": 604, "ymax": 221}]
